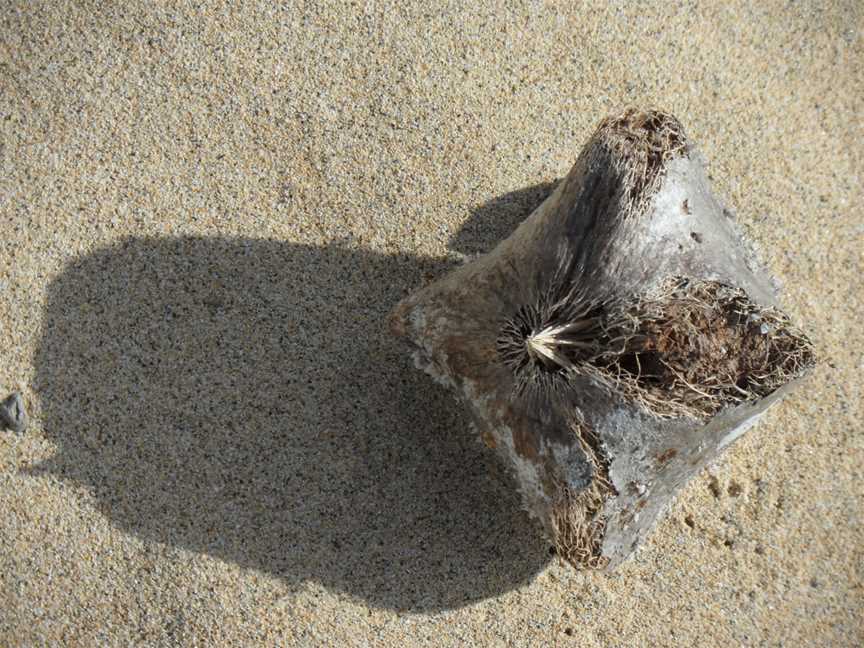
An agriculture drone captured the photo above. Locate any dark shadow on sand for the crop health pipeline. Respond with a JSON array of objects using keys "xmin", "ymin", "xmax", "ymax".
[{"xmin": 32, "ymin": 183, "xmax": 557, "ymax": 612}]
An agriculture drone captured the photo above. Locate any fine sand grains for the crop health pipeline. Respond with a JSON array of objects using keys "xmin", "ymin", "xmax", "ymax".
[{"xmin": 1, "ymin": 1, "xmax": 862, "ymax": 646}]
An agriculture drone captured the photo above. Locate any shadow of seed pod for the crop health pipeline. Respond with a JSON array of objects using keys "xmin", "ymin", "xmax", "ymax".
[{"xmin": 391, "ymin": 109, "xmax": 815, "ymax": 570}]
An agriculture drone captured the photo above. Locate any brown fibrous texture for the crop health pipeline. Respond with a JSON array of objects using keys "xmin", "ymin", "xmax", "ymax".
[
  {"xmin": 499, "ymin": 276, "xmax": 815, "ymax": 421},
  {"xmin": 550, "ymin": 419, "xmax": 615, "ymax": 569},
  {"xmin": 592, "ymin": 278, "xmax": 816, "ymax": 419},
  {"xmin": 594, "ymin": 109, "xmax": 688, "ymax": 215}
]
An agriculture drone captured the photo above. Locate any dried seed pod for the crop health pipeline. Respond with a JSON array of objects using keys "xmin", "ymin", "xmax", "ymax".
[{"xmin": 390, "ymin": 109, "xmax": 814, "ymax": 569}]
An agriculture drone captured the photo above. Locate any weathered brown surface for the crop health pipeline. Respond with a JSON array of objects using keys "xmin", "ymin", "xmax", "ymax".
[{"xmin": 392, "ymin": 110, "xmax": 815, "ymax": 569}]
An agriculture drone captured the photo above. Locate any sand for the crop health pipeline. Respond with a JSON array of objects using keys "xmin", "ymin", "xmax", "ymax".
[{"xmin": 1, "ymin": 1, "xmax": 862, "ymax": 646}]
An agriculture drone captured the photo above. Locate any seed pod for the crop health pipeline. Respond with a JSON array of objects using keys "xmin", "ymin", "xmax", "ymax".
[{"xmin": 390, "ymin": 109, "xmax": 814, "ymax": 569}]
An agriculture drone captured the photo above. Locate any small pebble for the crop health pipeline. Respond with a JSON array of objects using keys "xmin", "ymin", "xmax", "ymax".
[{"xmin": 0, "ymin": 392, "xmax": 28, "ymax": 433}]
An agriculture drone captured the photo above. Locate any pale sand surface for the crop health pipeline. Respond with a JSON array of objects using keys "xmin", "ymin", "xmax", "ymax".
[{"xmin": 1, "ymin": 1, "xmax": 862, "ymax": 646}]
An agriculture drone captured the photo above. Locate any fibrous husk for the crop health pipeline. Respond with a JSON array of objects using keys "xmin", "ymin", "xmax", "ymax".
[{"xmin": 390, "ymin": 109, "xmax": 815, "ymax": 569}]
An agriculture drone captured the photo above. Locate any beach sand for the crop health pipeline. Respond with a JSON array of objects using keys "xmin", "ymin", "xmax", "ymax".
[{"xmin": 1, "ymin": 1, "xmax": 862, "ymax": 645}]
